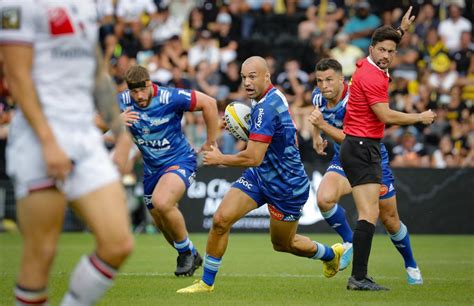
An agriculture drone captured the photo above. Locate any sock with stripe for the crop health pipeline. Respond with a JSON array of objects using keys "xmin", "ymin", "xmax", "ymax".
[
  {"xmin": 174, "ymin": 236, "xmax": 196, "ymax": 255},
  {"xmin": 15, "ymin": 285, "xmax": 48, "ymax": 306},
  {"xmin": 311, "ymin": 241, "xmax": 335, "ymax": 261},
  {"xmin": 60, "ymin": 254, "xmax": 116, "ymax": 306},
  {"xmin": 201, "ymin": 254, "xmax": 222, "ymax": 286},
  {"xmin": 321, "ymin": 204, "xmax": 353, "ymax": 243},
  {"xmin": 389, "ymin": 222, "xmax": 417, "ymax": 268}
]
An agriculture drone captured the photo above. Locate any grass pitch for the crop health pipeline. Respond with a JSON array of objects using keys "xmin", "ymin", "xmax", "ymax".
[{"xmin": 1, "ymin": 233, "xmax": 473, "ymax": 305}]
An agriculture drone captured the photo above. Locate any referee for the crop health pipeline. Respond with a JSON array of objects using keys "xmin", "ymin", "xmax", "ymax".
[{"xmin": 340, "ymin": 6, "xmax": 436, "ymax": 291}]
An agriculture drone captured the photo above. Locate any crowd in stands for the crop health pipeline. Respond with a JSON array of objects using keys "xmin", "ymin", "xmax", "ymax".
[{"xmin": 1, "ymin": 0, "xmax": 473, "ymax": 169}]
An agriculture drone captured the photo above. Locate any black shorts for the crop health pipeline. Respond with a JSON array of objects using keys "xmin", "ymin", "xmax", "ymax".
[{"xmin": 340, "ymin": 135, "xmax": 382, "ymax": 187}]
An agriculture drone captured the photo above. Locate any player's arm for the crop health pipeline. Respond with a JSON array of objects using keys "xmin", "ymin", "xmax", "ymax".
[
  {"xmin": 93, "ymin": 45, "xmax": 126, "ymax": 138},
  {"xmin": 93, "ymin": 45, "xmax": 132, "ymax": 173},
  {"xmin": 318, "ymin": 121, "xmax": 345, "ymax": 144},
  {"xmin": 371, "ymin": 103, "xmax": 435, "ymax": 125},
  {"xmin": 311, "ymin": 125, "xmax": 327, "ymax": 156},
  {"xmin": 203, "ymin": 140, "xmax": 269, "ymax": 167},
  {"xmin": 1, "ymin": 44, "xmax": 72, "ymax": 180},
  {"xmin": 192, "ymin": 91, "xmax": 219, "ymax": 151}
]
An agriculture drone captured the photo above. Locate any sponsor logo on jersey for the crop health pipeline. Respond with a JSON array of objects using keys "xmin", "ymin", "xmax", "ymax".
[
  {"xmin": 254, "ymin": 108, "xmax": 264, "ymax": 129},
  {"xmin": 165, "ymin": 165, "xmax": 180, "ymax": 172},
  {"xmin": 380, "ymin": 184, "xmax": 389, "ymax": 196},
  {"xmin": 135, "ymin": 137, "xmax": 170, "ymax": 149},
  {"xmin": 327, "ymin": 164, "xmax": 344, "ymax": 172},
  {"xmin": 268, "ymin": 204, "xmax": 284, "ymax": 221},
  {"xmin": 151, "ymin": 118, "xmax": 170, "ymax": 126},
  {"xmin": 48, "ymin": 7, "xmax": 74, "ymax": 35},
  {"xmin": 283, "ymin": 215, "xmax": 296, "ymax": 221},
  {"xmin": 236, "ymin": 177, "xmax": 253, "ymax": 189},
  {"xmin": 51, "ymin": 46, "xmax": 93, "ymax": 58},
  {"xmin": 1, "ymin": 7, "xmax": 20, "ymax": 29}
]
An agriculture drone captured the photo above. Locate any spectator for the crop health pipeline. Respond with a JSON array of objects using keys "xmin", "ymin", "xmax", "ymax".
[
  {"xmin": 212, "ymin": 12, "xmax": 239, "ymax": 72},
  {"xmin": 451, "ymin": 31, "xmax": 473, "ymax": 76},
  {"xmin": 391, "ymin": 131, "xmax": 429, "ymax": 168},
  {"xmin": 391, "ymin": 31, "xmax": 419, "ymax": 81},
  {"xmin": 160, "ymin": 35, "xmax": 188, "ymax": 72},
  {"xmin": 418, "ymin": 27, "xmax": 449, "ymax": 72},
  {"xmin": 428, "ymin": 53, "xmax": 459, "ymax": 105},
  {"xmin": 136, "ymin": 29, "xmax": 159, "ymax": 70},
  {"xmin": 150, "ymin": 5, "xmax": 183, "ymax": 45},
  {"xmin": 437, "ymin": 3, "xmax": 472, "ymax": 53},
  {"xmin": 220, "ymin": 60, "xmax": 246, "ymax": 102},
  {"xmin": 300, "ymin": 31, "xmax": 331, "ymax": 77},
  {"xmin": 330, "ymin": 32, "xmax": 365, "ymax": 79},
  {"xmin": 166, "ymin": 65, "xmax": 192, "ymax": 89},
  {"xmin": 414, "ymin": 3, "xmax": 440, "ymax": 39},
  {"xmin": 193, "ymin": 61, "xmax": 226, "ymax": 101},
  {"xmin": 343, "ymin": 1, "xmax": 381, "ymax": 52},
  {"xmin": 188, "ymin": 30, "xmax": 220, "ymax": 75},
  {"xmin": 276, "ymin": 58, "xmax": 309, "ymax": 106},
  {"xmin": 181, "ymin": 7, "xmax": 206, "ymax": 50},
  {"xmin": 115, "ymin": 0, "xmax": 158, "ymax": 39},
  {"xmin": 431, "ymin": 135, "xmax": 458, "ymax": 168}
]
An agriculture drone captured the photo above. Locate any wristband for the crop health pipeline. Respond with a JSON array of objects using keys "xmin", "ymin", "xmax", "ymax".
[{"xmin": 396, "ymin": 27, "xmax": 405, "ymax": 37}]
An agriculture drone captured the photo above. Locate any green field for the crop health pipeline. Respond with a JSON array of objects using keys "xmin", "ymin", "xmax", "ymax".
[{"xmin": 1, "ymin": 233, "xmax": 473, "ymax": 305}]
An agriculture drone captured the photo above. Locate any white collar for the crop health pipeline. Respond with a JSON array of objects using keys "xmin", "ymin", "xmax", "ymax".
[{"xmin": 367, "ymin": 56, "xmax": 390, "ymax": 77}]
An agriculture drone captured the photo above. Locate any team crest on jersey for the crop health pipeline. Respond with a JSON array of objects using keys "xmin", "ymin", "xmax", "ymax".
[
  {"xmin": 142, "ymin": 126, "xmax": 150, "ymax": 135},
  {"xmin": 141, "ymin": 113, "xmax": 150, "ymax": 121},
  {"xmin": 1, "ymin": 7, "xmax": 20, "ymax": 29}
]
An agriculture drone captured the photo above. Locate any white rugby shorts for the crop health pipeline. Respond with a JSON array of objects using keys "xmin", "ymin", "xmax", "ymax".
[{"xmin": 7, "ymin": 121, "xmax": 119, "ymax": 200}]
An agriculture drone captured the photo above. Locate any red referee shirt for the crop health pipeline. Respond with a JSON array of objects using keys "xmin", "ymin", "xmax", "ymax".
[{"xmin": 343, "ymin": 57, "xmax": 390, "ymax": 139}]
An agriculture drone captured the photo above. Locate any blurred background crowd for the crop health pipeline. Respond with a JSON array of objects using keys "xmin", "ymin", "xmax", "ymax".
[
  {"xmin": 0, "ymin": 0, "xmax": 473, "ymax": 173},
  {"xmin": 0, "ymin": 0, "xmax": 472, "ymax": 232}
]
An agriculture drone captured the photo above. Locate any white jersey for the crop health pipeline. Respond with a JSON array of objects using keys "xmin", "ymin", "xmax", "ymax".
[
  {"xmin": 1, "ymin": 0, "xmax": 119, "ymax": 200},
  {"xmin": 0, "ymin": 0, "xmax": 99, "ymax": 127}
]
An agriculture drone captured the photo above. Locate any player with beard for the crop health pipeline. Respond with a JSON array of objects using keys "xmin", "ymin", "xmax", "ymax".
[
  {"xmin": 309, "ymin": 58, "xmax": 423, "ymax": 287},
  {"xmin": 118, "ymin": 65, "xmax": 219, "ymax": 277},
  {"xmin": 338, "ymin": 7, "xmax": 436, "ymax": 291}
]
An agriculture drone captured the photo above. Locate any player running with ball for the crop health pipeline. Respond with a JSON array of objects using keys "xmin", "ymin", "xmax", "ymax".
[{"xmin": 177, "ymin": 56, "xmax": 343, "ymax": 293}]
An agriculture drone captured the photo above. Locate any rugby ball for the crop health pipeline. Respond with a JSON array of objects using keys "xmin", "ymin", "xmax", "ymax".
[{"xmin": 224, "ymin": 102, "xmax": 251, "ymax": 141}]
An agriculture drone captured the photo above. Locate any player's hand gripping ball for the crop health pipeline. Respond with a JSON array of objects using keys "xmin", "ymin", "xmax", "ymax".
[{"xmin": 224, "ymin": 102, "xmax": 251, "ymax": 141}]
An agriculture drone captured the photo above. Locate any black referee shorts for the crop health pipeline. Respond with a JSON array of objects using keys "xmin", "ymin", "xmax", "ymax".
[{"xmin": 340, "ymin": 135, "xmax": 382, "ymax": 187}]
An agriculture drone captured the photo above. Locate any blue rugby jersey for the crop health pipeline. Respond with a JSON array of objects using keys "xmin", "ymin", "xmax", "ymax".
[
  {"xmin": 311, "ymin": 84, "xmax": 349, "ymax": 154},
  {"xmin": 118, "ymin": 84, "xmax": 197, "ymax": 176},
  {"xmin": 248, "ymin": 86, "xmax": 309, "ymax": 199},
  {"xmin": 311, "ymin": 84, "xmax": 392, "ymax": 165}
]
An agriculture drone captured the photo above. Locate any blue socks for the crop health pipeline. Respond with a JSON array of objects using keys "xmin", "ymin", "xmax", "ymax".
[
  {"xmin": 389, "ymin": 222, "xmax": 417, "ymax": 268},
  {"xmin": 311, "ymin": 242, "xmax": 335, "ymax": 261},
  {"xmin": 321, "ymin": 204, "xmax": 353, "ymax": 243},
  {"xmin": 202, "ymin": 254, "xmax": 222, "ymax": 286},
  {"xmin": 173, "ymin": 237, "xmax": 196, "ymax": 255}
]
